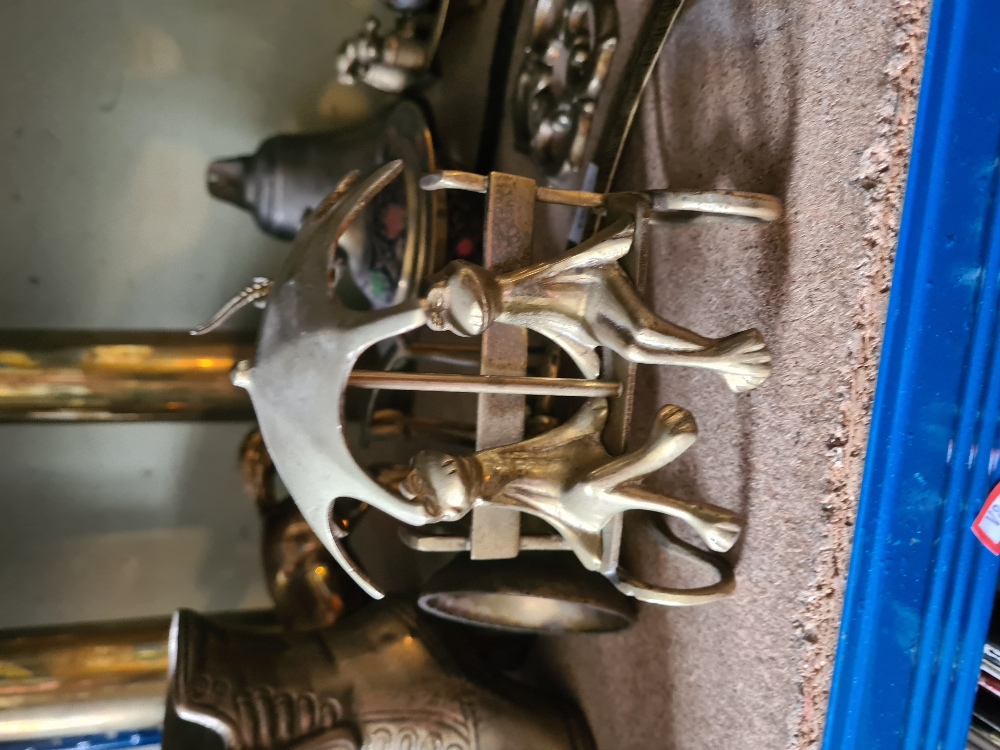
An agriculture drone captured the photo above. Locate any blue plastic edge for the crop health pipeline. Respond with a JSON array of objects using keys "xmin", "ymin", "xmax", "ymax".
[
  {"xmin": 0, "ymin": 729, "xmax": 161, "ymax": 750},
  {"xmin": 822, "ymin": 0, "xmax": 1000, "ymax": 748}
]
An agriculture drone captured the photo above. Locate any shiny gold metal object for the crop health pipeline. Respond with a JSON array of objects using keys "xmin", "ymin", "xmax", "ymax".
[
  {"xmin": 469, "ymin": 171, "xmax": 535, "ymax": 560},
  {"xmin": 0, "ymin": 331, "xmax": 254, "ymax": 421},
  {"xmin": 0, "ymin": 618, "xmax": 170, "ymax": 742},
  {"xmin": 234, "ymin": 162, "xmax": 630, "ymax": 601},
  {"xmin": 342, "ymin": 370, "xmax": 622, "ymax": 396},
  {"xmin": 426, "ymin": 216, "xmax": 772, "ymax": 392},
  {"xmin": 164, "ymin": 602, "xmax": 595, "ymax": 750},
  {"xmin": 0, "ymin": 328, "xmax": 585, "ymax": 421},
  {"xmin": 236, "ymin": 162, "xmax": 466, "ymax": 599},
  {"xmin": 400, "ymin": 398, "xmax": 741, "ymax": 604},
  {"xmin": 399, "ymin": 527, "xmax": 564, "ymax": 552},
  {"xmin": 421, "ymin": 170, "xmax": 784, "ymax": 221},
  {"xmin": 233, "ymin": 162, "xmax": 762, "ymax": 614}
]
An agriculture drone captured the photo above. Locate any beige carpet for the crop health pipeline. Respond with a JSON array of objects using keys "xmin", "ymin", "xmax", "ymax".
[{"xmin": 491, "ymin": 0, "xmax": 929, "ymax": 747}]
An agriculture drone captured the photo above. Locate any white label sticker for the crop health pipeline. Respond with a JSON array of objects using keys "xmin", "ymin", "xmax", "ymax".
[{"xmin": 972, "ymin": 481, "xmax": 1000, "ymax": 554}]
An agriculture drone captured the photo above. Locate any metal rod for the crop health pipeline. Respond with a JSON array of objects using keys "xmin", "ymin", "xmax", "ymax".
[
  {"xmin": 0, "ymin": 617, "xmax": 170, "ymax": 741},
  {"xmin": 0, "ymin": 611, "xmax": 276, "ymax": 742},
  {"xmin": 422, "ymin": 171, "xmax": 603, "ymax": 206},
  {"xmin": 647, "ymin": 190, "xmax": 783, "ymax": 222},
  {"xmin": 0, "ymin": 331, "xmax": 254, "ymax": 422},
  {"xmin": 535, "ymin": 185, "xmax": 605, "ymax": 208},
  {"xmin": 399, "ymin": 528, "xmax": 567, "ymax": 553},
  {"xmin": 347, "ymin": 371, "xmax": 621, "ymax": 397},
  {"xmin": 422, "ymin": 173, "xmax": 782, "ymax": 222},
  {"xmin": 0, "ymin": 332, "xmax": 615, "ymax": 419}
]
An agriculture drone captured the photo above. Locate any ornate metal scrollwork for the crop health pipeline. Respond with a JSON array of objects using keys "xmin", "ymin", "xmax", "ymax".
[{"xmin": 513, "ymin": 0, "xmax": 618, "ymax": 178}]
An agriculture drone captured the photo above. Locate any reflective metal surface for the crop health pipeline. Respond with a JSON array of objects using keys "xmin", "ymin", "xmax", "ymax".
[
  {"xmin": 422, "ymin": 170, "xmax": 784, "ymax": 221},
  {"xmin": 0, "ymin": 331, "xmax": 253, "ymax": 422},
  {"xmin": 234, "ymin": 163, "xmax": 623, "ymax": 601},
  {"xmin": 400, "ymin": 527, "xmax": 565, "ymax": 552},
  {"xmin": 0, "ymin": 328, "xmax": 594, "ymax": 421},
  {"xmin": 164, "ymin": 602, "xmax": 595, "ymax": 750},
  {"xmin": 426, "ymin": 216, "xmax": 773, "ymax": 391},
  {"xmin": 234, "ymin": 162, "xmax": 769, "ymax": 608},
  {"xmin": 235, "ymin": 163, "xmax": 440, "ymax": 600},
  {"xmin": 468, "ymin": 171, "xmax": 534, "ymax": 561},
  {"xmin": 513, "ymin": 0, "xmax": 618, "ymax": 178},
  {"xmin": 400, "ymin": 398, "xmax": 741, "ymax": 604},
  {"xmin": 0, "ymin": 618, "xmax": 169, "ymax": 742},
  {"xmin": 0, "ymin": 612, "xmax": 285, "ymax": 743},
  {"xmin": 342, "ymin": 371, "xmax": 621, "ymax": 396}
]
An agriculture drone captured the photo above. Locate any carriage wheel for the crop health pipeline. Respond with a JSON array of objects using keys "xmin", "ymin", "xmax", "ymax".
[{"xmin": 418, "ymin": 552, "xmax": 635, "ymax": 633}]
